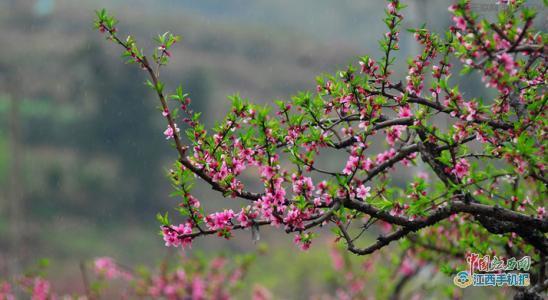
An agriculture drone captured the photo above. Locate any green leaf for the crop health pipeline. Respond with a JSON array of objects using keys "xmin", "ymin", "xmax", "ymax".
[
  {"xmin": 156, "ymin": 212, "xmax": 170, "ymax": 226},
  {"xmin": 37, "ymin": 258, "xmax": 50, "ymax": 269},
  {"xmin": 459, "ymin": 65, "xmax": 473, "ymax": 75},
  {"xmin": 155, "ymin": 81, "xmax": 165, "ymax": 93}
]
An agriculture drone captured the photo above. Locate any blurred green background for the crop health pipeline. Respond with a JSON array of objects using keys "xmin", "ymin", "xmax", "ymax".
[{"xmin": 0, "ymin": 0, "xmax": 525, "ymax": 298}]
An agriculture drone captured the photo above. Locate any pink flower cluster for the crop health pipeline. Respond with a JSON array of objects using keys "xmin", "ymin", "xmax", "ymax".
[
  {"xmin": 342, "ymin": 152, "xmax": 360, "ymax": 175},
  {"xmin": 94, "ymin": 257, "xmax": 132, "ymax": 280},
  {"xmin": 0, "ymin": 282, "xmax": 14, "ymax": 300},
  {"xmin": 31, "ymin": 278, "xmax": 50, "ymax": 300},
  {"xmin": 386, "ymin": 125, "xmax": 406, "ymax": 146},
  {"xmin": 206, "ymin": 209, "xmax": 235, "ymax": 231},
  {"xmin": 162, "ymin": 222, "xmax": 193, "ymax": 248},
  {"xmin": 291, "ymin": 174, "xmax": 314, "ymax": 197},
  {"xmin": 376, "ymin": 148, "xmax": 396, "ymax": 165},
  {"xmin": 359, "ymin": 57, "xmax": 379, "ymax": 76},
  {"xmin": 451, "ymin": 158, "xmax": 470, "ymax": 179},
  {"xmin": 146, "ymin": 271, "xmax": 210, "ymax": 300},
  {"xmin": 237, "ymin": 207, "xmax": 259, "ymax": 228},
  {"xmin": 16, "ymin": 277, "xmax": 51, "ymax": 300}
]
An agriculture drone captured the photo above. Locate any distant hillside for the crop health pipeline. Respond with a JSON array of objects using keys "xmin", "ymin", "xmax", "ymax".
[{"xmin": 128, "ymin": 0, "xmax": 455, "ymax": 44}]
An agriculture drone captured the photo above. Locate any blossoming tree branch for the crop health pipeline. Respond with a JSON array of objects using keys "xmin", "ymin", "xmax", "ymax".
[{"xmin": 95, "ymin": 0, "xmax": 546, "ymax": 296}]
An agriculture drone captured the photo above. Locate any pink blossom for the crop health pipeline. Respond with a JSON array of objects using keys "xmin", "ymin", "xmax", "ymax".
[
  {"xmin": 31, "ymin": 278, "xmax": 50, "ymax": 300},
  {"xmin": 252, "ymin": 285, "xmax": 272, "ymax": 300},
  {"xmin": 538, "ymin": 207, "xmax": 545, "ymax": 218},
  {"xmin": 163, "ymin": 284, "xmax": 177, "ymax": 297},
  {"xmin": 387, "ymin": 1, "xmax": 397, "ymax": 14},
  {"xmin": 514, "ymin": 156, "xmax": 528, "ymax": 174},
  {"xmin": 462, "ymin": 101, "xmax": 478, "ymax": 121},
  {"xmin": 210, "ymin": 257, "xmax": 227, "ymax": 270},
  {"xmin": 498, "ymin": 53, "xmax": 516, "ymax": 74},
  {"xmin": 162, "ymin": 228, "xmax": 180, "ymax": 247},
  {"xmin": 163, "ymin": 123, "xmax": 180, "ymax": 139},
  {"xmin": 319, "ymin": 194, "xmax": 330, "ymax": 206},
  {"xmin": 452, "ymin": 123, "xmax": 468, "ymax": 142},
  {"xmin": 0, "ymin": 282, "xmax": 15, "ymax": 300},
  {"xmin": 230, "ymin": 267, "xmax": 244, "ymax": 284},
  {"xmin": 237, "ymin": 210, "xmax": 252, "ymax": 227},
  {"xmin": 341, "ymin": 126, "xmax": 354, "ymax": 137},
  {"xmin": 476, "ymin": 130, "xmax": 489, "ymax": 143},
  {"xmin": 237, "ymin": 207, "xmax": 258, "ymax": 228},
  {"xmin": 350, "ymin": 277, "xmax": 365, "ymax": 294},
  {"xmin": 376, "ymin": 148, "xmax": 396, "ymax": 165},
  {"xmin": 283, "ymin": 205, "xmax": 306, "ymax": 230},
  {"xmin": 206, "ymin": 209, "xmax": 235, "ymax": 231},
  {"xmin": 402, "ymin": 152, "xmax": 417, "ymax": 167},
  {"xmin": 389, "ymin": 203, "xmax": 409, "ymax": 217},
  {"xmin": 212, "ymin": 161, "xmax": 230, "ymax": 182},
  {"xmin": 176, "ymin": 269, "xmax": 186, "ymax": 281},
  {"xmin": 316, "ymin": 180, "xmax": 328, "ymax": 194},
  {"xmin": 335, "ymin": 290, "xmax": 352, "ymax": 300},
  {"xmin": 162, "ymin": 222, "xmax": 193, "ymax": 248},
  {"xmin": 361, "ymin": 157, "xmax": 374, "ymax": 171},
  {"xmin": 343, "ymin": 154, "xmax": 360, "ymax": 175},
  {"xmin": 192, "ymin": 277, "xmax": 205, "ymax": 300},
  {"xmin": 398, "ymin": 257, "xmax": 416, "ymax": 276},
  {"xmin": 187, "ymin": 195, "xmax": 201, "ymax": 208},
  {"xmin": 356, "ymin": 185, "xmax": 371, "ymax": 200},
  {"xmin": 291, "ymin": 175, "xmax": 314, "ymax": 196},
  {"xmin": 147, "ymin": 279, "xmax": 161, "ymax": 297},
  {"xmin": 313, "ymin": 197, "xmax": 322, "ymax": 206},
  {"xmin": 452, "ymin": 158, "xmax": 470, "ymax": 179},
  {"xmin": 379, "ymin": 221, "xmax": 393, "ymax": 234},
  {"xmin": 398, "ymin": 105, "xmax": 412, "ymax": 118},
  {"xmin": 386, "ymin": 125, "xmax": 405, "ymax": 146},
  {"xmin": 359, "ymin": 58, "xmax": 378, "ymax": 75},
  {"xmin": 330, "ymin": 246, "xmax": 344, "ymax": 271},
  {"xmin": 452, "ymin": 16, "xmax": 467, "ymax": 31},
  {"xmin": 293, "ymin": 232, "xmax": 312, "ymax": 251},
  {"xmin": 339, "ymin": 95, "xmax": 353, "ymax": 106},
  {"xmin": 94, "ymin": 257, "xmax": 120, "ymax": 279}
]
